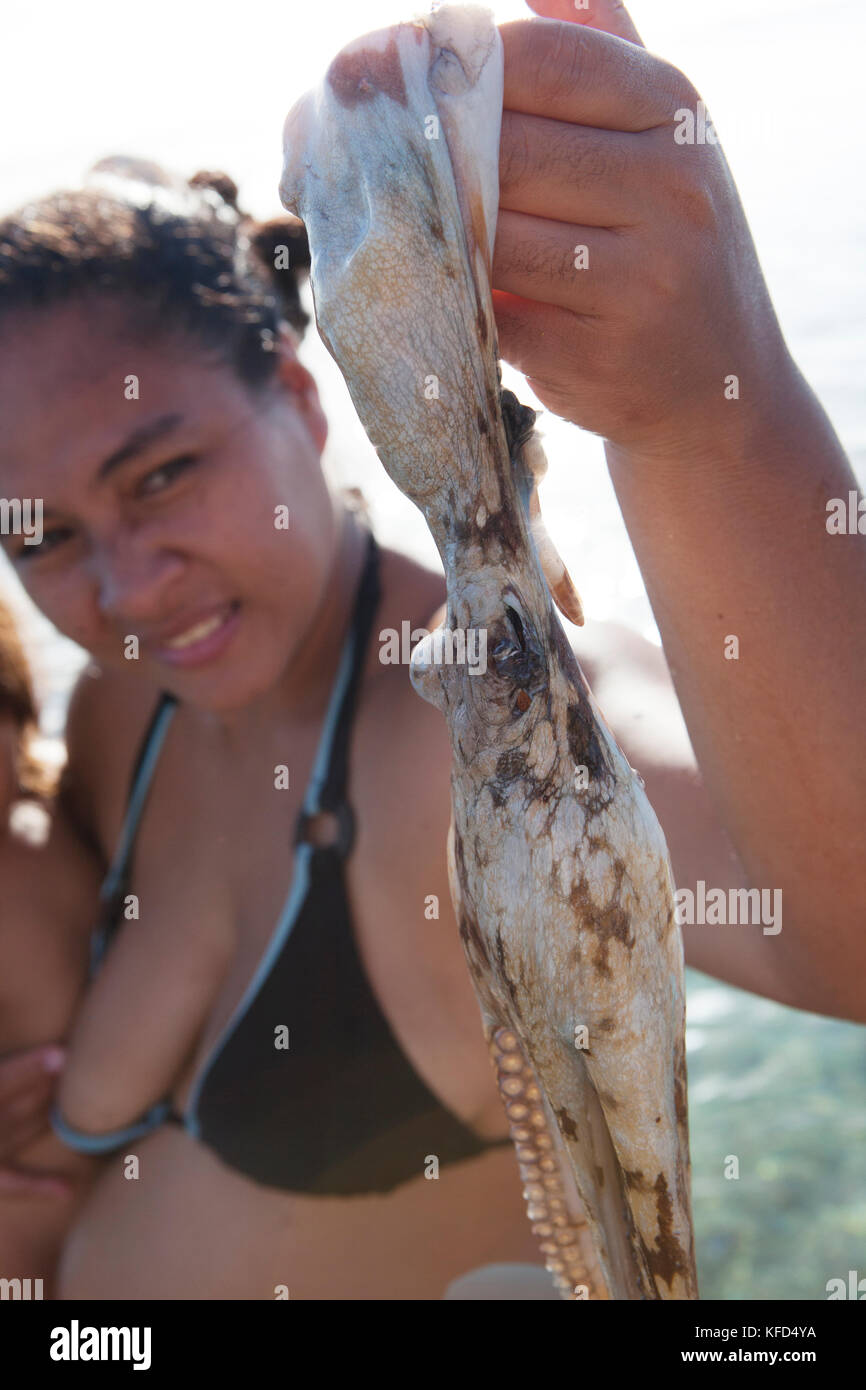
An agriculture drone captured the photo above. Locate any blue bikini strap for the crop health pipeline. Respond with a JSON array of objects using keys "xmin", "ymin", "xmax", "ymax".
[
  {"xmin": 90, "ymin": 691, "xmax": 178, "ymax": 974},
  {"xmin": 50, "ymin": 1098, "xmax": 176, "ymax": 1154}
]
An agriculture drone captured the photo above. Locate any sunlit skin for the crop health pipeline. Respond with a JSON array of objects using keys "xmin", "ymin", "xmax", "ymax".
[{"xmin": 0, "ymin": 296, "xmax": 341, "ymax": 721}]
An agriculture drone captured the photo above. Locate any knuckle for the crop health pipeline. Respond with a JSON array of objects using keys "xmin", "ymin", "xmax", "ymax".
[
  {"xmin": 653, "ymin": 59, "xmax": 700, "ymax": 116},
  {"xmin": 649, "ymin": 137, "xmax": 723, "ymax": 234},
  {"xmin": 664, "ymin": 156, "xmax": 722, "ymax": 233},
  {"xmin": 672, "ymin": 174, "xmax": 720, "ymax": 235},
  {"xmin": 631, "ymin": 247, "xmax": 682, "ymax": 307},
  {"xmin": 660, "ymin": 61, "xmax": 701, "ymax": 109}
]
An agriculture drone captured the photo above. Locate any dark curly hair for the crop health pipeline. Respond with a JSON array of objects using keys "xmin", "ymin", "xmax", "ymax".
[{"xmin": 0, "ymin": 155, "xmax": 312, "ymax": 388}]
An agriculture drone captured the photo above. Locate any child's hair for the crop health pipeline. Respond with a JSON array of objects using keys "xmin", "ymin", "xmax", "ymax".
[
  {"xmin": 0, "ymin": 156, "xmax": 312, "ymax": 388},
  {"xmin": 0, "ymin": 600, "xmax": 51, "ymax": 799}
]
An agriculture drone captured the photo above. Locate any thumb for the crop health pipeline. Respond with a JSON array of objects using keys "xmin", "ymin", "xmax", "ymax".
[{"xmin": 524, "ymin": 0, "xmax": 644, "ymax": 46}]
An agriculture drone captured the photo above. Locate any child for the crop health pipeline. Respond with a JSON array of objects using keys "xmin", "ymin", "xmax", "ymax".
[{"xmin": 0, "ymin": 598, "xmax": 103, "ymax": 1295}]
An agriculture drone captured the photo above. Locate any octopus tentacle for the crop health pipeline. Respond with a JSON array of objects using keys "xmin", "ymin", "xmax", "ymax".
[
  {"xmin": 489, "ymin": 1025, "xmax": 608, "ymax": 1300},
  {"xmin": 280, "ymin": 3, "xmax": 698, "ymax": 1300}
]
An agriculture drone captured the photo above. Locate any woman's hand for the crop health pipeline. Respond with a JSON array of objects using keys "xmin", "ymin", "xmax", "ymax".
[
  {"xmin": 0, "ymin": 1045, "xmax": 73, "ymax": 1196},
  {"xmin": 492, "ymin": 0, "xmax": 790, "ymax": 457}
]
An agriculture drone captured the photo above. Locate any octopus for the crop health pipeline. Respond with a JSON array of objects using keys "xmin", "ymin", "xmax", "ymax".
[{"xmin": 279, "ymin": 3, "xmax": 698, "ymax": 1300}]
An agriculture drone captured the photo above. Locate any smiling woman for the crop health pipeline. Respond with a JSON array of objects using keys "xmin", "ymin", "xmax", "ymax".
[
  {"xmin": 0, "ymin": 158, "xmax": 550, "ymax": 1299},
  {"xmin": 0, "ymin": 164, "xmax": 344, "ymax": 714}
]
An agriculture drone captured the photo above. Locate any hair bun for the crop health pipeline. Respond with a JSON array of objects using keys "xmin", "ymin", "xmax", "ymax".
[
  {"xmin": 188, "ymin": 170, "xmax": 242, "ymax": 215},
  {"xmin": 248, "ymin": 215, "xmax": 310, "ymax": 274},
  {"xmin": 244, "ymin": 215, "xmax": 311, "ymax": 337}
]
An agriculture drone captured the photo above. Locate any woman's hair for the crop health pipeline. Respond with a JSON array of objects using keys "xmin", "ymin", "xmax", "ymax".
[
  {"xmin": 0, "ymin": 157, "xmax": 312, "ymax": 388},
  {"xmin": 0, "ymin": 599, "xmax": 51, "ymax": 799}
]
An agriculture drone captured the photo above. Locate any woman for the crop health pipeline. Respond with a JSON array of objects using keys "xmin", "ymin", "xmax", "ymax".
[
  {"xmin": 0, "ymin": 159, "xmax": 582, "ymax": 1298},
  {"xmin": 1, "ymin": 0, "xmax": 863, "ymax": 1299},
  {"xmin": 0, "ymin": 156, "xmax": 736, "ymax": 1298}
]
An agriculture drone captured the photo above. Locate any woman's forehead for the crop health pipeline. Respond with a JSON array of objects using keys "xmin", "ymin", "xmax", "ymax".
[
  {"xmin": 2, "ymin": 296, "xmax": 189, "ymax": 387},
  {"xmin": 0, "ymin": 299, "xmax": 243, "ymax": 481}
]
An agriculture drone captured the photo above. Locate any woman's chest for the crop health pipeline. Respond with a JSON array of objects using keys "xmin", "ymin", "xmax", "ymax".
[{"xmin": 89, "ymin": 694, "xmax": 503, "ymax": 1140}]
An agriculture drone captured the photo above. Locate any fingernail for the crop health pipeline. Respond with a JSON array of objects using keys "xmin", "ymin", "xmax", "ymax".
[{"xmin": 42, "ymin": 1047, "xmax": 66, "ymax": 1073}]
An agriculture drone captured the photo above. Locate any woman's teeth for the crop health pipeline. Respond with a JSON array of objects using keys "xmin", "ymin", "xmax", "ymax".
[{"xmin": 164, "ymin": 611, "xmax": 228, "ymax": 650}]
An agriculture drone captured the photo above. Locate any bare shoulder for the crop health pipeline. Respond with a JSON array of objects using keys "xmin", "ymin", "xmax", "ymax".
[{"xmin": 61, "ymin": 663, "xmax": 166, "ymax": 859}]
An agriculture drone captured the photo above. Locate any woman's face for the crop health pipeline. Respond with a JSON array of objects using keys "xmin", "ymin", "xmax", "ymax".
[{"xmin": 0, "ymin": 296, "xmax": 336, "ymax": 713}]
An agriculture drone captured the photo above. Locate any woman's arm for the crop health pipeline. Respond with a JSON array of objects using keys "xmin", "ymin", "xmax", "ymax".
[
  {"xmin": 491, "ymin": 0, "xmax": 866, "ymax": 1021},
  {"xmin": 607, "ymin": 370, "xmax": 866, "ymax": 1022}
]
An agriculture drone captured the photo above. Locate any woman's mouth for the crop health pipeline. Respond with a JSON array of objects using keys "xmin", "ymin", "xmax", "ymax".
[{"xmin": 152, "ymin": 601, "xmax": 242, "ymax": 668}]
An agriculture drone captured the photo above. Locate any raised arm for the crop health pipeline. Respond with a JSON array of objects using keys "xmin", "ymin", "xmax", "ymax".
[{"xmin": 491, "ymin": 1, "xmax": 866, "ymax": 1021}]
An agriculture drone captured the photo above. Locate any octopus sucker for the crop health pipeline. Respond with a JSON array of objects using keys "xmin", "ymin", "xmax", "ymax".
[
  {"xmin": 281, "ymin": 3, "xmax": 698, "ymax": 1300},
  {"xmin": 488, "ymin": 1026, "xmax": 610, "ymax": 1301}
]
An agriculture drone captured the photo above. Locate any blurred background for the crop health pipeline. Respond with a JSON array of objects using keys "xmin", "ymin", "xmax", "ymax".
[{"xmin": 1, "ymin": 0, "xmax": 864, "ymax": 1298}]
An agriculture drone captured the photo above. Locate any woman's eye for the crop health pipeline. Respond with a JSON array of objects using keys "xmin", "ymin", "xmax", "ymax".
[
  {"xmin": 15, "ymin": 527, "xmax": 74, "ymax": 562},
  {"xmin": 137, "ymin": 454, "xmax": 198, "ymax": 497}
]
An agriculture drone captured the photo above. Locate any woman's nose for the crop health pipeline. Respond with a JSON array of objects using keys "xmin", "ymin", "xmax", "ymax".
[{"xmin": 93, "ymin": 537, "xmax": 186, "ymax": 625}]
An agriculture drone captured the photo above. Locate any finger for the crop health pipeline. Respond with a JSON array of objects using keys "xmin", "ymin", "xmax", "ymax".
[
  {"xmin": 500, "ymin": 110, "xmax": 648, "ymax": 228},
  {"xmin": 0, "ymin": 1110, "xmax": 55, "ymax": 1165},
  {"xmin": 4, "ymin": 1081, "xmax": 55, "ymax": 1125},
  {"xmin": 501, "ymin": 19, "xmax": 685, "ymax": 132},
  {"xmin": 0, "ymin": 1046, "xmax": 65, "ymax": 1105},
  {"xmin": 0, "ymin": 1089, "xmax": 55, "ymax": 1156},
  {"xmin": 0, "ymin": 1165, "xmax": 74, "ymax": 1198},
  {"xmin": 493, "ymin": 210, "xmax": 627, "ymax": 317},
  {"xmin": 0, "ymin": 1120, "xmax": 49, "ymax": 1163},
  {"xmin": 0, "ymin": 1079, "xmax": 56, "ymax": 1160},
  {"xmin": 524, "ymin": 0, "xmax": 644, "ymax": 47},
  {"xmin": 492, "ymin": 289, "xmax": 592, "ymax": 397}
]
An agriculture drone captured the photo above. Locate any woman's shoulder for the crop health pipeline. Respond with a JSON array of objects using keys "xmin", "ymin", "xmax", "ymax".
[
  {"xmin": 60, "ymin": 663, "xmax": 166, "ymax": 860},
  {"xmin": 364, "ymin": 538, "xmax": 446, "ymax": 662},
  {"xmin": 352, "ymin": 542, "xmax": 453, "ymax": 838},
  {"xmin": 356, "ymin": 541, "xmax": 449, "ymax": 728}
]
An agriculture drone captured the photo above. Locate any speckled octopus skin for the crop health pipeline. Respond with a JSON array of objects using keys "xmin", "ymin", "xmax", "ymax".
[{"xmin": 280, "ymin": 4, "xmax": 697, "ymax": 1300}]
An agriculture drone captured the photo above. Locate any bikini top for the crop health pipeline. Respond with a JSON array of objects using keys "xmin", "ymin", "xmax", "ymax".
[{"xmin": 52, "ymin": 527, "xmax": 510, "ymax": 1194}]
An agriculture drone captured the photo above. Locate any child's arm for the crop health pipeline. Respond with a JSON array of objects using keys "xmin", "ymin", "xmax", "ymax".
[
  {"xmin": 0, "ymin": 1045, "xmax": 69, "ymax": 1188},
  {"xmin": 0, "ymin": 797, "xmax": 106, "ymax": 1294}
]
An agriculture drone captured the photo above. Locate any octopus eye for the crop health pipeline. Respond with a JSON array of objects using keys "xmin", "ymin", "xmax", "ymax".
[{"xmin": 505, "ymin": 603, "xmax": 526, "ymax": 652}]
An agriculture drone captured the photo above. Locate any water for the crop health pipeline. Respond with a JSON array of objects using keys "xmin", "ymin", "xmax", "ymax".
[
  {"xmin": 686, "ymin": 974, "xmax": 866, "ymax": 1300},
  {"xmin": 1, "ymin": 0, "xmax": 863, "ymax": 1300}
]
